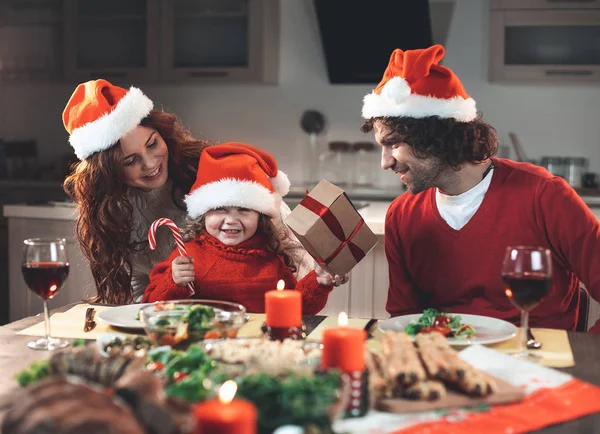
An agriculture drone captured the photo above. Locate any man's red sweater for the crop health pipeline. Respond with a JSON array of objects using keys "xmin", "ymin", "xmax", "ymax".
[
  {"xmin": 143, "ymin": 233, "xmax": 332, "ymax": 315},
  {"xmin": 385, "ymin": 158, "xmax": 600, "ymax": 332}
]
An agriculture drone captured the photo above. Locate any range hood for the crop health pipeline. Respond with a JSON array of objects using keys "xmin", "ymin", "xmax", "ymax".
[{"xmin": 314, "ymin": 0, "xmax": 456, "ymax": 84}]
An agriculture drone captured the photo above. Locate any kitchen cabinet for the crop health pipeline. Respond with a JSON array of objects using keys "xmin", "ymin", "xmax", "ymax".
[
  {"xmin": 489, "ymin": 1, "xmax": 600, "ymax": 82},
  {"xmin": 7, "ymin": 215, "xmax": 94, "ymax": 322},
  {"xmin": 0, "ymin": 0, "xmax": 65, "ymax": 83},
  {"xmin": 159, "ymin": 0, "xmax": 279, "ymax": 84},
  {"xmin": 0, "ymin": 0, "xmax": 279, "ymax": 85},
  {"xmin": 63, "ymin": 0, "xmax": 160, "ymax": 83}
]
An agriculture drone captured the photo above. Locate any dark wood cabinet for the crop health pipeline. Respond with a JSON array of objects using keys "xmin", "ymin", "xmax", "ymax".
[{"xmin": 0, "ymin": 0, "xmax": 280, "ymax": 84}]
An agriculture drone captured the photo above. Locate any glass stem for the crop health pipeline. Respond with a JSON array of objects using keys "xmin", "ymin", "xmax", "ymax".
[
  {"xmin": 520, "ymin": 309, "xmax": 529, "ymax": 357},
  {"xmin": 43, "ymin": 300, "xmax": 51, "ymax": 342}
]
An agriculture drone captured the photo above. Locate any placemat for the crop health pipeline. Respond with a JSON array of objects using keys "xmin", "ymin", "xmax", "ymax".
[
  {"xmin": 16, "ymin": 304, "xmax": 136, "ymax": 340},
  {"xmin": 488, "ymin": 327, "xmax": 574, "ymax": 368}
]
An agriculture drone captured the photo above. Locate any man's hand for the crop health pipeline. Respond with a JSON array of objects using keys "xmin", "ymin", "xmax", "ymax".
[
  {"xmin": 172, "ymin": 256, "xmax": 195, "ymax": 287},
  {"xmin": 315, "ymin": 263, "xmax": 349, "ymax": 287}
]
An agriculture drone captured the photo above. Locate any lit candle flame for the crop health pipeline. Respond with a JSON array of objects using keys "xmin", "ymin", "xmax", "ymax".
[
  {"xmin": 218, "ymin": 380, "xmax": 237, "ymax": 404},
  {"xmin": 277, "ymin": 279, "xmax": 285, "ymax": 290},
  {"xmin": 338, "ymin": 311, "xmax": 348, "ymax": 326},
  {"xmin": 505, "ymin": 288, "xmax": 513, "ymax": 297}
]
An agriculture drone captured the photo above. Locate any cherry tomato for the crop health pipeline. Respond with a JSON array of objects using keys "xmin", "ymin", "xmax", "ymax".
[
  {"xmin": 419, "ymin": 327, "xmax": 435, "ymax": 334},
  {"xmin": 173, "ymin": 372, "xmax": 189, "ymax": 382},
  {"xmin": 146, "ymin": 361, "xmax": 164, "ymax": 372},
  {"xmin": 433, "ymin": 315, "xmax": 450, "ymax": 327}
]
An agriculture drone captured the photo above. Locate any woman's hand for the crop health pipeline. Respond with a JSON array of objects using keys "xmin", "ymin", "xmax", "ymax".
[
  {"xmin": 172, "ymin": 256, "xmax": 195, "ymax": 287},
  {"xmin": 315, "ymin": 263, "xmax": 349, "ymax": 287}
]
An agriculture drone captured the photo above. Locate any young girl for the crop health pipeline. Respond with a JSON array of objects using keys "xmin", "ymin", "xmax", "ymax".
[{"xmin": 143, "ymin": 143, "xmax": 344, "ymax": 314}]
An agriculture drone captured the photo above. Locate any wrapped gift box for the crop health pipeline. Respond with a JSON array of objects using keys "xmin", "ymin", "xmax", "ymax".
[{"xmin": 284, "ymin": 180, "xmax": 378, "ymax": 276}]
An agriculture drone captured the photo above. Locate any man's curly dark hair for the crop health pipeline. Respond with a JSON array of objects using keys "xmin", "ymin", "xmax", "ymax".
[{"xmin": 361, "ymin": 115, "xmax": 498, "ymax": 170}]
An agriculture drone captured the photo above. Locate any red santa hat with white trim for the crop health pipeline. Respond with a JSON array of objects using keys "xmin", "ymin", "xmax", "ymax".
[
  {"xmin": 362, "ymin": 44, "xmax": 476, "ymax": 122},
  {"xmin": 184, "ymin": 142, "xmax": 290, "ymax": 219},
  {"xmin": 62, "ymin": 79, "xmax": 154, "ymax": 160}
]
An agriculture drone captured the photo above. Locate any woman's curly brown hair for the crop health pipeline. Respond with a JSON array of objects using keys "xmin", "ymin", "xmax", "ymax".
[
  {"xmin": 63, "ymin": 110, "xmax": 210, "ymax": 304},
  {"xmin": 361, "ymin": 115, "xmax": 498, "ymax": 170},
  {"xmin": 181, "ymin": 213, "xmax": 297, "ymax": 273}
]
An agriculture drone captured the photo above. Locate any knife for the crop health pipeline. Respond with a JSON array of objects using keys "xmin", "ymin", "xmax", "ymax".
[{"xmin": 84, "ymin": 307, "xmax": 96, "ymax": 332}]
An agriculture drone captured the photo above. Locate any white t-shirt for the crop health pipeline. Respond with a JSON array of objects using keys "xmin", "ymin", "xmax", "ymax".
[{"xmin": 435, "ymin": 168, "xmax": 494, "ymax": 230}]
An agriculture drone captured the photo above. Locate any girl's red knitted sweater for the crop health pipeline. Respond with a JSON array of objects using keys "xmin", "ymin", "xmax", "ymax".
[{"xmin": 143, "ymin": 233, "xmax": 332, "ymax": 315}]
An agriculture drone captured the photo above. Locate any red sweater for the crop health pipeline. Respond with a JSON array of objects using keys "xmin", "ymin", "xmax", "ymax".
[
  {"xmin": 385, "ymin": 158, "xmax": 600, "ymax": 332},
  {"xmin": 143, "ymin": 233, "xmax": 332, "ymax": 315}
]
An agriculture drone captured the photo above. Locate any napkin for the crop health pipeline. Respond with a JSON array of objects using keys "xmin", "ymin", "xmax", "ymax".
[{"xmin": 333, "ymin": 345, "xmax": 600, "ymax": 434}]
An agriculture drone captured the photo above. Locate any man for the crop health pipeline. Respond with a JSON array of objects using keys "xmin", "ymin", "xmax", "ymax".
[{"xmin": 361, "ymin": 44, "xmax": 600, "ymax": 332}]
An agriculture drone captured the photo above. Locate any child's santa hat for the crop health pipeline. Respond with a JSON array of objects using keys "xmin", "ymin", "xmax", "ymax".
[
  {"xmin": 362, "ymin": 44, "xmax": 476, "ymax": 122},
  {"xmin": 62, "ymin": 79, "xmax": 154, "ymax": 160},
  {"xmin": 184, "ymin": 142, "xmax": 290, "ymax": 219}
]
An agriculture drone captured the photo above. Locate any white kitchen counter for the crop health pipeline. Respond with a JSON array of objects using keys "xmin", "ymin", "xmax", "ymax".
[
  {"xmin": 2, "ymin": 202, "xmax": 391, "ymax": 232},
  {"xmin": 5, "ymin": 193, "xmax": 600, "ymax": 236},
  {"xmin": 3, "ymin": 203, "xmax": 77, "ymax": 221},
  {"xmin": 358, "ymin": 201, "xmax": 388, "ymax": 235}
]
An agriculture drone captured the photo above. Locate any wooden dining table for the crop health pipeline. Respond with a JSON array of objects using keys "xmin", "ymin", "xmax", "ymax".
[{"xmin": 1, "ymin": 303, "xmax": 599, "ymax": 433}]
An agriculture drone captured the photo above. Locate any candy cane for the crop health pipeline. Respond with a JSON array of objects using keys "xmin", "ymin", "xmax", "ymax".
[{"xmin": 148, "ymin": 218, "xmax": 195, "ymax": 296}]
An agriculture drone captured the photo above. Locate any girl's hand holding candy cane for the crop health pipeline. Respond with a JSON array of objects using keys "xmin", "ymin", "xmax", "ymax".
[
  {"xmin": 148, "ymin": 218, "xmax": 195, "ymax": 295},
  {"xmin": 172, "ymin": 255, "xmax": 195, "ymax": 287}
]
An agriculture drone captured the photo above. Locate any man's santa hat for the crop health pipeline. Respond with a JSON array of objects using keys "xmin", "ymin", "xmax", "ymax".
[
  {"xmin": 362, "ymin": 44, "xmax": 476, "ymax": 122},
  {"xmin": 62, "ymin": 79, "xmax": 154, "ymax": 160},
  {"xmin": 184, "ymin": 142, "xmax": 290, "ymax": 219}
]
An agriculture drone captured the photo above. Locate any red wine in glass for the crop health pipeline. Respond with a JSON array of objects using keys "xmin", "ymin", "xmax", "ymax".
[
  {"xmin": 501, "ymin": 246, "xmax": 552, "ymax": 363},
  {"xmin": 21, "ymin": 262, "xmax": 69, "ymax": 300},
  {"xmin": 22, "ymin": 238, "xmax": 71, "ymax": 351},
  {"xmin": 502, "ymin": 272, "xmax": 551, "ymax": 312}
]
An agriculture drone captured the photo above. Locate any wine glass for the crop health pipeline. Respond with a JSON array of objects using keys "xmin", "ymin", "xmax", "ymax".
[
  {"xmin": 501, "ymin": 246, "xmax": 552, "ymax": 363},
  {"xmin": 22, "ymin": 238, "xmax": 70, "ymax": 351}
]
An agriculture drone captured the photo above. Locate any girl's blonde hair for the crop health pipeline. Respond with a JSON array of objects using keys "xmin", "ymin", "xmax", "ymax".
[{"xmin": 181, "ymin": 212, "xmax": 300, "ymax": 272}]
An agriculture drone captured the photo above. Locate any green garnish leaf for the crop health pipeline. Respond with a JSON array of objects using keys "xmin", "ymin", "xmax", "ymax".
[{"xmin": 16, "ymin": 360, "xmax": 50, "ymax": 387}]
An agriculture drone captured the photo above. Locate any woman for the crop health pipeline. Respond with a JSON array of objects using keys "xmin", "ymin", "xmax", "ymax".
[
  {"xmin": 62, "ymin": 79, "xmax": 313, "ymax": 305},
  {"xmin": 62, "ymin": 79, "xmax": 207, "ymax": 304}
]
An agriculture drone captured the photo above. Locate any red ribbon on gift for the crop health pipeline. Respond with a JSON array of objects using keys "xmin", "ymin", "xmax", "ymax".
[{"xmin": 299, "ymin": 194, "xmax": 366, "ymax": 267}]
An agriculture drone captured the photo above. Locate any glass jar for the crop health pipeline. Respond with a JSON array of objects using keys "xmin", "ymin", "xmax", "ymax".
[
  {"xmin": 540, "ymin": 156, "xmax": 564, "ymax": 178},
  {"xmin": 318, "ymin": 141, "xmax": 351, "ymax": 186},
  {"xmin": 564, "ymin": 157, "xmax": 588, "ymax": 188},
  {"xmin": 351, "ymin": 141, "xmax": 379, "ymax": 187}
]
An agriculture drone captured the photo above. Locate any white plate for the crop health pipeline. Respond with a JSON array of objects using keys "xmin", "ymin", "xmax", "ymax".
[
  {"xmin": 97, "ymin": 303, "xmax": 151, "ymax": 329},
  {"xmin": 378, "ymin": 313, "xmax": 518, "ymax": 346}
]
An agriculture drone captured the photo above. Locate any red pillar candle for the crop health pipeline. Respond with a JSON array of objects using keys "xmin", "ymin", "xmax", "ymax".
[
  {"xmin": 320, "ymin": 312, "xmax": 366, "ymax": 373},
  {"xmin": 265, "ymin": 279, "xmax": 302, "ymax": 328},
  {"xmin": 193, "ymin": 380, "xmax": 257, "ymax": 434}
]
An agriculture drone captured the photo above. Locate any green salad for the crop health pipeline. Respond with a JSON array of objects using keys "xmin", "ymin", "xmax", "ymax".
[{"xmin": 404, "ymin": 308, "xmax": 475, "ymax": 338}]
